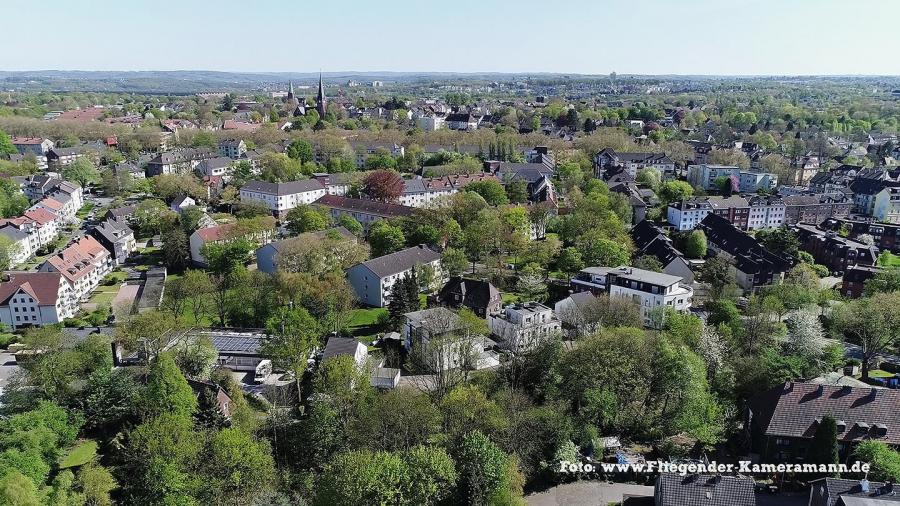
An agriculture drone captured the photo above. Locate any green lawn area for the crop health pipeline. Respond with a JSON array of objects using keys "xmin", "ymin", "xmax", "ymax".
[
  {"xmin": 502, "ymin": 292, "xmax": 522, "ymax": 304},
  {"xmin": 88, "ymin": 284, "xmax": 120, "ymax": 306},
  {"xmin": 76, "ymin": 202, "xmax": 96, "ymax": 219},
  {"xmin": 877, "ymin": 251, "xmax": 900, "ymax": 268},
  {"xmin": 58, "ymin": 439, "xmax": 97, "ymax": 469},
  {"xmin": 868, "ymin": 369, "xmax": 895, "ymax": 379},
  {"xmin": 348, "ymin": 306, "xmax": 388, "ymax": 342}
]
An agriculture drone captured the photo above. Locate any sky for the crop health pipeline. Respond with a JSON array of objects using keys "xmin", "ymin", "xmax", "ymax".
[{"xmin": 3, "ymin": 0, "xmax": 900, "ymax": 75}]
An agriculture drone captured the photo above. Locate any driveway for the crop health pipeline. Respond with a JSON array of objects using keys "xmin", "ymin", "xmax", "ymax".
[
  {"xmin": 526, "ymin": 482, "xmax": 654, "ymax": 506},
  {"xmin": 0, "ymin": 351, "xmax": 20, "ymax": 391}
]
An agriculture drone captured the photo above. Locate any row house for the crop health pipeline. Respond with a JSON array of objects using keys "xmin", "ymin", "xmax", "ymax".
[
  {"xmin": 697, "ymin": 213, "xmax": 793, "ymax": 290},
  {"xmin": 630, "ymin": 220, "xmax": 694, "ymax": 284},
  {"xmin": 314, "ymin": 195, "xmax": 416, "ymax": 233},
  {"xmin": 39, "ymin": 235, "xmax": 112, "ymax": 301},
  {"xmin": 0, "ymin": 208, "xmax": 61, "ymax": 264},
  {"xmin": 445, "ymin": 112, "xmax": 480, "ymax": 131},
  {"xmin": 0, "ymin": 272, "xmax": 77, "ymax": 328},
  {"xmin": 239, "ymin": 179, "xmax": 328, "ymax": 218},
  {"xmin": 47, "ymin": 145, "xmax": 100, "ymax": 169},
  {"xmin": 667, "ymin": 195, "xmax": 785, "ymax": 231},
  {"xmin": 808, "ymin": 164, "xmax": 861, "ymax": 193},
  {"xmin": 790, "ymin": 223, "xmax": 879, "ymax": 273},
  {"xmin": 346, "ymin": 244, "xmax": 442, "ymax": 307},
  {"xmin": 749, "ymin": 382, "xmax": 900, "ymax": 463},
  {"xmin": 399, "ymin": 173, "xmax": 501, "ymax": 208},
  {"xmin": 841, "ymin": 264, "xmax": 881, "ymax": 299},
  {"xmin": 593, "ymin": 148, "xmax": 675, "ymax": 178},
  {"xmin": 782, "ymin": 194, "xmax": 851, "ymax": 225},
  {"xmin": 821, "ymin": 218, "xmax": 900, "ymax": 254}
]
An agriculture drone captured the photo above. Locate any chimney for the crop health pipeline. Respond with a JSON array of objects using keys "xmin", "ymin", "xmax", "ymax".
[{"xmin": 861, "ymin": 479, "xmax": 870, "ymax": 493}]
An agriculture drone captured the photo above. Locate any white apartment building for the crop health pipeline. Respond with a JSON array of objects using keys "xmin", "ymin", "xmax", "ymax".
[
  {"xmin": 39, "ymin": 235, "xmax": 112, "ymax": 301},
  {"xmin": 873, "ymin": 186, "xmax": 900, "ymax": 224},
  {"xmin": 346, "ymin": 245, "xmax": 442, "ymax": 307},
  {"xmin": 686, "ymin": 164, "xmax": 777, "ymax": 192},
  {"xmin": 487, "ymin": 302, "xmax": 561, "ymax": 353},
  {"xmin": 0, "ymin": 272, "xmax": 77, "ymax": 328},
  {"xmin": 667, "ymin": 199, "xmax": 714, "ymax": 231},
  {"xmin": 219, "ymin": 139, "xmax": 247, "ymax": 159},
  {"xmin": 605, "ymin": 266, "xmax": 692, "ymax": 326},
  {"xmin": 239, "ymin": 179, "xmax": 328, "ymax": 217},
  {"xmin": 416, "ymin": 114, "xmax": 445, "ymax": 131}
]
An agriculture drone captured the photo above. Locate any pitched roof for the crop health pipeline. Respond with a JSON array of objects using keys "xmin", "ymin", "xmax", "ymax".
[
  {"xmin": 698, "ymin": 213, "xmax": 792, "ymax": 275},
  {"xmin": 91, "ymin": 219, "xmax": 134, "ymax": 244},
  {"xmin": 439, "ymin": 277, "xmax": 500, "ymax": 309},
  {"xmin": 811, "ymin": 478, "xmax": 898, "ymax": 506},
  {"xmin": 43, "ymin": 236, "xmax": 109, "ymax": 283},
  {"xmin": 241, "ymin": 179, "xmax": 325, "ymax": 196},
  {"xmin": 752, "ymin": 382, "xmax": 900, "ymax": 445},
  {"xmin": 656, "ymin": 474, "xmax": 756, "ymax": 506},
  {"xmin": 314, "ymin": 195, "xmax": 415, "ymax": 218},
  {"xmin": 355, "ymin": 244, "xmax": 440, "ymax": 278},
  {"xmin": 322, "ymin": 337, "xmax": 365, "ymax": 360},
  {"xmin": 0, "ymin": 272, "xmax": 63, "ymax": 306},
  {"xmin": 267, "ymin": 227, "xmax": 355, "ymax": 253}
]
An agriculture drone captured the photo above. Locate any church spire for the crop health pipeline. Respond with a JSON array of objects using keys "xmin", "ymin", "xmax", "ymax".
[
  {"xmin": 287, "ymin": 81, "xmax": 294, "ymax": 100},
  {"xmin": 316, "ymin": 72, "xmax": 327, "ymax": 117}
]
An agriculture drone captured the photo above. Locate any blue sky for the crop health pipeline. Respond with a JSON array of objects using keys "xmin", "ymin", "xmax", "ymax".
[{"xmin": 4, "ymin": 0, "xmax": 900, "ymax": 75}]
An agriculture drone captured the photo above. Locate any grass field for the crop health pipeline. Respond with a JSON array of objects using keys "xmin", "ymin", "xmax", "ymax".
[
  {"xmin": 76, "ymin": 202, "xmax": 96, "ymax": 219},
  {"xmin": 868, "ymin": 369, "xmax": 895, "ymax": 379},
  {"xmin": 877, "ymin": 251, "xmax": 900, "ymax": 268},
  {"xmin": 58, "ymin": 439, "xmax": 98, "ymax": 469},
  {"xmin": 88, "ymin": 284, "xmax": 120, "ymax": 306},
  {"xmin": 347, "ymin": 306, "xmax": 388, "ymax": 342}
]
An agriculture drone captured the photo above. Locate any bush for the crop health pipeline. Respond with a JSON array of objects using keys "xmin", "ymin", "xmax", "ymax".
[{"xmin": 0, "ymin": 333, "xmax": 16, "ymax": 348}]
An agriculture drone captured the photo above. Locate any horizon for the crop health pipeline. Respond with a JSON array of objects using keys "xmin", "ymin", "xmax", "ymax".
[{"xmin": 4, "ymin": 0, "xmax": 900, "ymax": 76}]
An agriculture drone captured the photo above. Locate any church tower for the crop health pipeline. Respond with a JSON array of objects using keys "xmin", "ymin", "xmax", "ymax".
[
  {"xmin": 316, "ymin": 73, "xmax": 327, "ymax": 117},
  {"xmin": 287, "ymin": 81, "xmax": 295, "ymax": 101}
]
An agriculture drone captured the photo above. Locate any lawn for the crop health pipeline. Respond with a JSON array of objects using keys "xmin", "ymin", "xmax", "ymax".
[
  {"xmin": 58, "ymin": 439, "xmax": 97, "ymax": 469},
  {"xmin": 88, "ymin": 284, "xmax": 121, "ymax": 306},
  {"xmin": 76, "ymin": 202, "xmax": 96, "ymax": 220},
  {"xmin": 868, "ymin": 369, "xmax": 895, "ymax": 379},
  {"xmin": 347, "ymin": 306, "xmax": 388, "ymax": 342},
  {"xmin": 877, "ymin": 251, "xmax": 900, "ymax": 268}
]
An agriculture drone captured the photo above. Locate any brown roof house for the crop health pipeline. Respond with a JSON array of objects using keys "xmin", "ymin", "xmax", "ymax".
[
  {"xmin": 435, "ymin": 277, "xmax": 501, "ymax": 317},
  {"xmin": 748, "ymin": 381, "xmax": 900, "ymax": 463},
  {"xmin": 39, "ymin": 235, "xmax": 112, "ymax": 301},
  {"xmin": 0, "ymin": 272, "xmax": 77, "ymax": 328}
]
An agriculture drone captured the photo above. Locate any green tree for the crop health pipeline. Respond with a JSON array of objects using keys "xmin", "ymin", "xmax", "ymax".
[
  {"xmin": 576, "ymin": 232, "xmax": 630, "ymax": 267},
  {"xmin": 123, "ymin": 413, "xmax": 202, "ymax": 505},
  {"xmin": 200, "ymin": 428, "xmax": 275, "ymax": 505},
  {"xmin": 0, "ymin": 471, "xmax": 40, "ymax": 506},
  {"xmin": 338, "ymin": 214, "xmax": 364, "ymax": 236},
  {"xmin": 864, "ymin": 268, "xmax": 900, "ymax": 296},
  {"xmin": 853, "ymin": 441, "xmax": 900, "ymax": 482},
  {"xmin": 833, "ymin": 292, "xmax": 900, "ymax": 380},
  {"xmin": 285, "ymin": 205, "xmax": 328, "ymax": 235},
  {"xmin": 658, "ymin": 180, "xmax": 694, "ymax": 205},
  {"xmin": 0, "ymin": 129, "xmax": 16, "ymax": 156},
  {"xmin": 402, "ymin": 446, "xmax": 457, "ymax": 506},
  {"xmin": 557, "ymin": 247, "xmax": 584, "ymax": 278},
  {"xmin": 756, "ymin": 227, "xmax": 799, "ymax": 257},
  {"xmin": 315, "ymin": 450, "xmax": 407, "ymax": 506},
  {"xmin": 441, "ymin": 247, "xmax": 468, "ymax": 278},
  {"xmin": 62, "ymin": 157, "xmax": 101, "ymax": 187},
  {"xmin": 142, "ymin": 353, "xmax": 197, "ymax": 419},
  {"xmin": 685, "ymin": 230, "xmax": 708, "ymax": 259},
  {"xmin": 464, "ymin": 180, "xmax": 508, "ymax": 206},
  {"xmin": 287, "ymin": 139, "xmax": 314, "ymax": 162},
  {"xmin": 387, "ymin": 271, "xmax": 421, "ymax": 323},
  {"xmin": 262, "ymin": 306, "xmax": 320, "ymax": 402},
  {"xmin": 505, "ymin": 180, "xmax": 529, "ymax": 204},
  {"xmin": 699, "ymin": 256, "xmax": 736, "ymax": 300},
  {"xmin": 161, "ymin": 227, "xmax": 190, "ymax": 272},
  {"xmin": 369, "ymin": 220, "xmax": 406, "ymax": 257},
  {"xmin": 454, "ymin": 431, "xmax": 509, "ymax": 505},
  {"xmin": 77, "ymin": 463, "xmax": 117, "ymax": 506}
]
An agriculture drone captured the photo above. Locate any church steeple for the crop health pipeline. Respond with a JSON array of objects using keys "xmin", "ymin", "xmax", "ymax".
[
  {"xmin": 287, "ymin": 81, "xmax": 295, "ymax": 100},
  {"xmin": 316, "ymin": 72, "xmax": 327, "ymax": 117}
]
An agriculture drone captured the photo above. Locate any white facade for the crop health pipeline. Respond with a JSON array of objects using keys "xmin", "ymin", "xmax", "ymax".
[
  {"xmin": 0, "ymin": 274, "xmax": 76, "ymax": 328},
  {"xmin": 239, "ymin": 180, "xmax": 327, "ymax": 215},
  {"xmin": 487, "ymin": 302, "xmax": 561, "ymax": 353},
  {"xmin": 686, "ymin": 164, "xmax": 777, "ymax": 192},
  {"xmin": 605, "ymin": 267, "xmax": 692, "ymax": 327},
  {"xmin": 667, "ymin": 202, "xmax": 713, "ymax": 231}
]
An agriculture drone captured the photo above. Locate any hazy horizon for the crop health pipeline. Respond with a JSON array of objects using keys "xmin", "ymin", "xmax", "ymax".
[{"xmin": 4, "ymin": 0, "xmax": 900, "ymax": 76}]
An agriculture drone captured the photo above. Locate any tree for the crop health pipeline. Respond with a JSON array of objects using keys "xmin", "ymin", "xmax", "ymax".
[
  {"xmin": 77, "ymin": 463, "xmax": 117, "ymax": 506},
  {"xmin": 63, "ymin": 157, "xmax": 101, "ymax": 187},
  {"xmin": 369, "ymin": 220, "xmax": 406, "ymax": 257},
  {"xmin": 285, "ymin": 205, "xmax": 327, "ymax": 235},
  {"xmin": 287, "ymin": 138, "xmax": 314, "ymax": 163},
  {"xmin": 557, "ymin": 247, "xmax": 584, "ymax": 278},
  {"xmin": 0, "ymin": 471, "xmax": 40, "ymax": 506},
  {"xmin": 0, "ymin": 234, "xmax": 16, "ymax": 270},
  {"xmin": 853, "ymin": 441, "xmax": 900, "ymax": 482},
  {"xmin": 362, "ymin": 169, "xmax": 404, "ymax": 202},
  {"xmin": 0, "ymin": 129, "xmax": 16, "ymax": 155},
  {"xmin": 633, "ymin": 255, "xmax": 663, "ymax": 272},
  {"xmin": 401, "ymin": 446, "xmax": 457, "ymax": 506},
  {"xmin": 576, "ymin": 232, "xmax": 630, "ymax": 267},
  {"xmin": 756, "ymin": 227, "xmax": 799, "ymax": 257},
  {"xmin": 658, "ymin": 180, "xmax": 694, "ymax": 205},
  {"xmin": 262, "ymin": 306, "xmax": 320, "ymax": 402},
  {"xmin": 387, "ymin": 271, "xmax": 421, "ymax": 323},
  {"xmin": 315, "ymin": 450, "xmax": 407, "ymax": 506},
  {"xmin": 708, "ymin": 148, "xmax": 750, "ymax": 169},
  {"xmin": 178, "ymin": 206, "xmax": 204, "ymax": 235},
  {"xmin": 201, "ymin": 428, "xmax": 275, "ymax": 505},
  {"xmin": 785, "ymin": 309, "xmax": 825, "ymax": 359},
  {"xmin": 454, "ymin": 431, "xmax": 509, "ymax": 505},
  {"xmin": 464, "ymin": 180, "xmax": 508, "ymax": 206},
  {"xmin": 833, "ymin": 292, "xmax": 900, "ymax": 380},
  {"xmin": 122, "ymin": 413, "xmax": 202, "ymax": 505},
  {"xmin": 338, "ymin": 214, "xmax": 363, "ymax": 236},
  {"xmin": 806, "ymin": 415, "xmax": 839, "ymax": 473},
  {"xmin": 134, "ymin": 199, "xmax": 173, "ymax": 236},
  {"xmin": 441, "ymin": 247, "xmax": 468, "ymax": 278},
  {"xmin": 699, "ymin": 256, "xmax": 736, "ymax": 300},
  {"xmin": 161, "ymin": 228, "xmax": 190, "ymax": 272},
  {"xmin": 505, "ymin": 180, "xmax": 529, "ymax": 204},
  {"xmin": 685, "ymin": 230, "xmax": 708, "ymax": 259},
  {"xmin": 864, "ymin": 268, "xmax": 900, "ymax": 296},
  {"xmin": 142, "ymin": 353, "xmax": 197, "ymax": 419}
]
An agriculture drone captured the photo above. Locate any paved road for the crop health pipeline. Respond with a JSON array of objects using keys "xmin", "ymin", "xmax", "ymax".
[{"xmin": 0, "ymin": 351, "xmax": 20, "ymax": 392}]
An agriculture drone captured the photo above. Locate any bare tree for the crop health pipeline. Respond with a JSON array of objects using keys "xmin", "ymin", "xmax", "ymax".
[{"xmin": 405, "ymin": 308, "xmax": 482, "ymax": 399}]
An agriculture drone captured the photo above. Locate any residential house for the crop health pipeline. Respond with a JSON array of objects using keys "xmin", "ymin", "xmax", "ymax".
[
  {"xmin": 219, "ymin": 139, "xmax": 247, "ymax": 159},
  {"xmin": 841, "ymin": 265, "xmax": 881, "ymax": 299},
  {"xmin": 105, "ymin": 205, "xmax": 136, "ymax": 224},
  {"xmin": 111, "ymin": 161, "xmax": 146, "ymax": 181},
  {"xmin": 188, "ymin": 218, "xmax": 276, "ymax": 266},
  {"xmin": 0, "ymin": 226, "xmax": 36, "ymax": 265},
  {"xmin": 686, "ymin": 164, "xmax": 777, "ymax": 192},
  {"xmin": 401, "ymin": 307, "xmax": 483, "ymax": 371},
  {"xmin": 604, "ymin": 266, "xmax": 693, "ymax": 326},
  {"xmin": 89, "ymin": 219, "xmax": 136, "ymax": 265},
  {"xmin": 311, "ymin": 172, "xmax": 352, "ymax": 196},
  {"xmin": 593, "ymin": 148, "xmax": 675, "ymax": 179},
  {"xmin": 11, "ymin": 136, "xmax": 54, "ymax": 157},
  {"xmin": 256, "ymin": 227, "xmax": 355, "ymax": 274},
  {"xmin": 554, "ymin": 291, "xmax": 601, "ymax": 337},
  {"xmin": 39, "ymin": 235, "xmax": 112, "ymax": 301},
  {"xmin": 696, "ymin": 213, "xmax": 793, "ymax": 290},
  {"xmin": 791, "ymin": 223, "xmax": 878, "ymax": 273},
  {"xmin": 445, "ymin": 112, "xmax": 478, "ymax": 131},
  {"xmin": 22, "ymin": 175, "xmax": 62, "ymax": 201},
  {"xmin": 186, "ymin": 379, "xmax": 233, "ymax": 420},
  {"xmin": 416, "ymin": 113, "xmax": 445, "ymax": 131},
  {"xmin": 749, "ymin": 382, "xmax": 900, "ymax": 462},
  {"xmin": 873, "ymin": 185, "xmax": 900, "ymax": 224},
  {"xmin": 146, "ymin": 148, "xmax": 214, "ymax": 176},
  {"xmin": 346, "ymin": 244, "xmax": 442, "ymax": 307},
  {"xmin": 820, "ymin": 218, "xmax": 900, "ymax": 254},
  {"xmin": 570, "ymin": 266, "xmax": 615, "ymax": 295},
  {"xmin": 654, "ymin": 474, "xmax": 756, "ymax": 506},
  {"xmin": 240, "ymin": 179, "xmax": 327, "ymax": 217},
  {"xmin": 435, "ymin": 277, "xmax": 502, "ymax": 317},
  {"xmin": 170, "ymin": 195, "xmax": 196, "ymax": 213},
  {"xmin": 47, "ymin": 145, "xmax": 97, "ymax": 169},
  {"xmin": 808, "ymin": 477, "xmax": 897, "ymax": 506},
  {"xmin": 494, "ymin": 162, "xmax": 557, "ymax": 205},
  {"xmin": 630, "ymin": 220, "xmax": 694, "ymax": 284},
  {"xmin": 314, "ymin": 195, "xmax": 416, "ymax": 233},
  {"xmin": 488, "ymin": 302, "xmax": 560, "ymax": 353},
  {"xmin": 0, "ymin": 272, "xmax": 77, "ymax": 328},
  {"xmin": 782, "ymin": 194, "xmax": 852, "ymax": 225},
  {"xmin": 349, "ymin": 141, "xmax": 405, "ymax": 169},
  {"xmin": 195, "ymin": 157, "xmax": 234, "ymax": 181},
  {"xmin": 322, "ymin": 337, "xmax": 368, "ymax": 367},
  {"xmin": 207, "ymin": 332, "xmax": 267, "ymax": 373}
]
